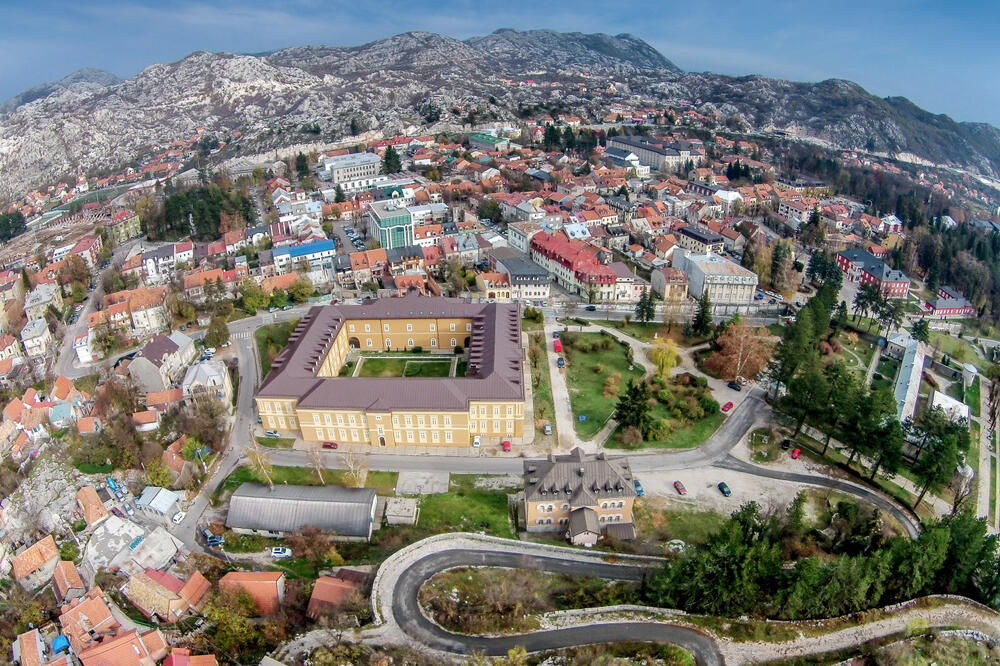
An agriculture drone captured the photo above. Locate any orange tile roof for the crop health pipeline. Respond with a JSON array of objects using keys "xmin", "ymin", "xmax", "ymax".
[
  {"xmin": 162, "ymin": 435, "xmax": 187, "ymax": 474},
  {"xmin": 15, "ymin": 630, "xmax": 43, "ymax": 666},
  {"xmin": 146, "ymin": 388, "xmax": 183, "ymax": 409},
  {"xmin": 12, "ymin": 535, "xmax": 58, "ymax": 580},
  {"xmin": 219, "ymin": 571, "xmax": 284, "ymax": 615},
  {"xmin": 178, "ymin": 571, "xmax": 211, "ymax": 610},
  {"xmin": 53, "ymin": 560, "xmax": 85, "ymax": 601},
  {"xmin": 52, "ymin": 375, "xmax": 74, "ymax": 401},
  {"xmin": 163, "ymin": 649, "xmax": 218, "ymax": 666},
  {"xmin": 259, "ymin": 272, "xmax": 299, "ymax": 293},
  {"xmin": 77, "ymin": 416, "xmax": 99, "ymax": 434},
  {"xmin": 306, "ymin": 576, "xmax": 362, "ymax": 618},
  {"xmin": 76, "ymin": 486, "xmax": 109, "ymax": 525},
  {"xmin": 77, "ymin": 628, "xmax": 167, "ymax": 666},
  {"xmin": 60, "ymin": 588, "xmax": 120, "ymax": 653},
  {"xmin": 131, "ymin": 410, "xmax": 159, "ymax": 425}
]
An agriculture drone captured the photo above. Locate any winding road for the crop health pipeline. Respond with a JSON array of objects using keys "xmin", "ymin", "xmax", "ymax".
[{"xmin": 385, "ymin": 544, "xmax": 723, "ymax": 666}]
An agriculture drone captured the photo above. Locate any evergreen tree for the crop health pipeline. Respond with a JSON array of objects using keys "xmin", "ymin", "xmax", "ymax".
[
  {"xmin": 334, "ymin": 185, "xmax": 346, "ymax": 203},
  {"xmin": 634, "ymin": 289, "xmax": 655, "ymax": 324},
  {"xmin": 614, "ymin": 379, "xmax": 652, "ymax": 437},
  {"xmin": 295, "ymin": 152, "xmax": 309, "ymax": 178},
  {"xmin": 562, "ymin": 126, "xmax": 576, "ymax": 150},
  {"xmin": 912, "ymin": 318, "xmax": 930, "ymax": 343},
  {"xmin": 381, "ymin": 145, "xmax": 402, "ymax": 174},
  {"xmin": 693, "ymin": 290, "xmax": 713, "ymax": 336}
]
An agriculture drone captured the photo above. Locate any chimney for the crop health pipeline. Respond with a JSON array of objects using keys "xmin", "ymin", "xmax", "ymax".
[{"xmin": 578, "ymin": 466, "xmax": 585, "ymax": 476}]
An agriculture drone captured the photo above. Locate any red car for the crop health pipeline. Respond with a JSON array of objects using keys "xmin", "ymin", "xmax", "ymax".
[
  {"xmin": 322, "ymin": 441, "xmax": 338, "ymax": 449},
  {"xmin": 791, "ymin": 448, "xmax": 801, "ymax": 459},
  {"xmin": 501, "ymin": 440, "xmax": 511, "ymax": 452},
  {"xmin": 721, "ymin": 401, "xmax": 734, "ymax": 412},
  {"xmin": 673, "ymin": 481, "xmax": 687, "ymax": 495}
]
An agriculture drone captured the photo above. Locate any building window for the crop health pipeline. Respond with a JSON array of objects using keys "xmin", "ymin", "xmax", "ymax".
[
  {"xmin": 450, "ymin": 338, "xmax": 457, "ymax": 347},
  {"xmin": 366, "ymin": 338, "xmax": 373, "ymax": 347},
  {"xmin": 466, "ymin": 323, "xmax": 472, "ymax": 331},
  {"xmin": 407, "ymin": 338, "xmax": 414, "ymax": 347},
  {"xmin": 385, "ymin": 338, "xmax": 391, "ymax": 348},
  {"xmin": 419, "ymin": 431, "xmax": 427, "ymax": 442},
  {"xmin": 430, "ymin": 338, "xmax": 437, "ymax": 347},
  {"xmin": 445, "ymin": 432, "xmax": 452, "ymax": 442},
  {"xmin": 406, "ymin": 431, "xmax": 414, "ymax": 442},
  {"xmin": 348, "ymin": 324, "xmax": 355, "ymax": 332},
  {"xmin": 392, "ymin": 417, "xmax": 399, "ymax": 425},
  {"xmin": 406, "ymin": 323, "xmax": 412, "ymax": 332},
  {"xmin": 383, "ymin": 324, "xmax": 390, "ymax": 332},
  {"xmin": 405, "ymin": 416, "xmax": 412, "ymax": 425},
  {"xmin": 561, "ymin": 503, "xmax": 569, "ymax": 511},
  {"xmin": 444, "ymin": 416, "xmax": 451, "ymax": 426},
  {"xmin": 601, "ymin": 502, "xmax": 608, "ymax": 509},
  {"xmin": 365, "ymin": 324, "xmax": 371, "ymax": 332},
  {"xmin": 537, "ymin": 519, "xmax": 544, "ymax": 525},
  {"xmin": 450, "ymin": 323, "xmax": 456, "ymax": 331},
  {"xmin": 430, "ymin": 323, "xmax": 436, "ymax": 331},
  {"xmin": 418, "ymin": 416, "xmax": 424, "ymax": 426}
]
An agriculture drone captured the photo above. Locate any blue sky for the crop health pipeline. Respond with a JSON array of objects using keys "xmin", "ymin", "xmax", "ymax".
[{"xmin": 2, "ymin": 0, "xmax": 997, "ymax": 125}]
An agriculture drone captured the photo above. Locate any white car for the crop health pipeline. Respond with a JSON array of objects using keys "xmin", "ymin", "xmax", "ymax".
[
  {"xmin": 270, "ymin": 547, "xmax": 292, "ymax": 559},
  {"xmin": 171, "ymin": 511, "xmax": 186, "ymax": 524},
  {"xmin": 472, "ymin": 436, "xmax": 481, "ymax": 448}
]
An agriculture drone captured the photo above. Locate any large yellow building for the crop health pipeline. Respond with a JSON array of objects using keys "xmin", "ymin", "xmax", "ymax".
[{"xmin": 255, "ymin": 293, "xmax": 525, "ymax": 448}]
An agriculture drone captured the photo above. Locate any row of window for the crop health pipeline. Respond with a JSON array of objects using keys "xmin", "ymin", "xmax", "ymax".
[
  {"xmin": 537, "ymin": 501, "xmax": 626, "ymax": 512},
  {"xmin": 470, "ymin": 421, "xmax": 515, "ymax": 433},
  {"xmin": 471, "ymin": 405, "xmax": 515, "ymax": 417},
  {"xmin": 348, "ymin": 322, "xmax": 473, "ymax": 333}
]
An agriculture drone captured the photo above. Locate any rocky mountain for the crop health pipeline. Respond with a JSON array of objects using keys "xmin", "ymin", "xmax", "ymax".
[
  {"xmin": 0, "ymin": 68, "xmax": 121, "ymax": 117},
  {"xmin": 0, "ymin": 29, "xmax": 998, "ymax": 200}
]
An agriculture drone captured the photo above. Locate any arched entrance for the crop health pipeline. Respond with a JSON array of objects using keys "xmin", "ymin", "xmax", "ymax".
[
  {"xmin": 378, "ymin": 436, "xmax": 386, "ymax": 447},
  {"xmin": 349, "ymin": 337, "xmax": 360, "ymax": 348},
  {"xmin": 463, "ymin": 336, "xmax": 471, "ymax": 348}
]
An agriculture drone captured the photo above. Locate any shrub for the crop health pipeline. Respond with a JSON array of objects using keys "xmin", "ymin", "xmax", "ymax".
[
  {"xmin": 594, "ymin": 363, "xmax": 604, "ymax": 374},
  {"xmin": 454, "ymin": 345, "xmax": 463, "ymax": 354},
  {"xmin": 818, "ymin": 341, "xmax": 833, "ymax": 355},
  {"xmin": 699, "ymin": 394, "xmax": 720, "ymax": 413},
  {"xmin": 694, "ymin": 376, "xmax": 708, "ymax": 388},
  {"xmin": 620, "ymin": 426, "xmax": 643, "ymax": 446},
  {"xmin": 411, "ymin": 346, "xmax": 423, "ymax": 353},
  {"xmin": 829, "ymin": 338, "xmax": 843, "ymax": 353}
]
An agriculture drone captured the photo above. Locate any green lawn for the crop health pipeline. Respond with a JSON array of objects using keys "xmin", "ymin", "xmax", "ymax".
[
  {"xmin": 256, "ymin": 436, "xmax": 294, "ymax": 449},
  {"xmin": 968, "ymin": 376, "xmax": 982, "ymax": 417},
  {"xmin": 562, "ymin": 332, "xmax": 644, "ymax": 438},
  {"xmin": 521, "ymin": 316, "xmax": 545, "ymax": 333},
  {"xmin": 632, "ymin": 502, "xmax": 727, "ymax": 546},
  {"xmin": 527, "ymin": 332, "xmax": 557, "ymax": 440},
  {"xmin": 75, "ymin": 461, "xmax": 113, "ymax": 474},
  {"xmin": 607, "ymin": 412, "xmax": 725, "ymax": 450},
  {"xmin": 254, "ymin": 319, "xmax": 299, "ymax": 377},
  {"xmin": 217, "ymin": 464, "xmax": 398, "ymax": 498},
  {"xmin": 929, "ymin": 332, "xmax": 988, "ymax": 372},
  {"xmin": 992, "ymin": 456, "xmax": 997, "ymax": 526},
  {"xmin": 356, "ymin": 356, "xmax": 452, "ymax": 377}
]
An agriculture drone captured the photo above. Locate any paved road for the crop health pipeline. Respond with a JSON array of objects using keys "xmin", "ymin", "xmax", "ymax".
[
  {"xmin": 714, "ymin": 455, "xmax": 921, "ymax": 539},
  {"xmin": 391, "ymin": 548, "xmax": 723, "ymax": 666}
]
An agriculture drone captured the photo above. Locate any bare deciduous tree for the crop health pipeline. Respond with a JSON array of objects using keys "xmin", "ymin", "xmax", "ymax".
[
  {"xmin": 340, "ymin": 450, "xmax": 368, "ymax": 488},
  {"xmin": 306, "ymin": 447, "xmax": 326, "ymax": 485},
  {"xmin": 246, "ymin": 439, "xmax": 273, "ymax": 487}
]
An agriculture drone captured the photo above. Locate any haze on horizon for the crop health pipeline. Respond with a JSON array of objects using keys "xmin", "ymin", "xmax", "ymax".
[{"xmin": 2, "ymin": 0, "xmax": 997, "ymax": 127}]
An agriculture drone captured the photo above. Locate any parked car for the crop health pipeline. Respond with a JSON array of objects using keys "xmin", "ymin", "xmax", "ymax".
[
  {"xmin": 727, "ymin": 381, "xmax": 742, "ymax": 391},
  {"xmin": 501, "ymin": 440, "xmax": 511, "ymax": 452},
  {"xmin": 472, "ymin": 436, "xmax": 481, "ymax": 448},
  {"xmin": 552, "ymin": 331, "xmax": 560, "ymax": 339},
  {"xmin": 204, "ymin": 347, "xmax": 216, "ymax": 355},
  {"xmin": 112, "ymin": 507, "xmax": 125, "ymax": 518},
  {"xmin": 556, "ymin": 357, "xmax": 565, "ymax": 368},
  {"xmin": 781, "ymin": 439, "xmax": 793, "ymax": 450},
  {"xmin": 721, "ymin": 401, "xmax": 734, "ymax": 412},
  {"xmin": 270, "ymin": 547, "xmax": 292, "ymax": 559},
  {"xmin": 543, "ymin": 423, "xmax": 552, "ymax": 436},
  {"xmin": 202, "ymin": 528, "xmax": 215, "ymax": 540},
  {"xmin": 322, "ymin": 441, "xmax": 338, "ymax": 449},
  {"xmin": 633, "ymin": 479, "xmax": 644, "ymax": 496},
  {"xmin": 791, "ymin": 448, "xmax": 801, "ymax": 459},
  {"xmin": 673, "ymin": 481, "xmax": 687, "ymax": 495},
  {"xmin": 171, "ymin": 511, "xmax": 186, "ymax": 524},
  {"xmin": 264, "ymin": 430, "xmax": 279, "ymax": 437},
  {"xmin": 268, "ymin": 307, "xmax": 279, "ymax": 313},
  {"xmin": 282, "ymin": 304, "xmax": 293, "ymax": 310},
  {"xmin": 123, "ymin": 502, "xmax": 134, "ymax": 516},
  {"xmin": 584, "ymin": 305, "xmax": 597, "ymax": 311},
  {"xmin": 718, "ymin": 482, "xmax": 732, "ymax": 497}
]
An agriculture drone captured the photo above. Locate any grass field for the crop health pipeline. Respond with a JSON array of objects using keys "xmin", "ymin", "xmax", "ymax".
[
  {"xmin": 607, "ymin": 412, "xmax": 725, "ymax": 450},
  {"xmin": 217, "ymin": 464, "xmax": 398, "ymax": 498},
  {"xmin": 254, "ymin": 319, "xmax": 299, "ymax": 377},
  {"xmin": 968, "ymin": 376, "xmax": 982, "ymax": 417},
  {"xmin": 527, "ymin": 332, "xmax": 557, "ymax": 440},
  {"xmin": 256, "ymin": 436, "xmax": 294, "ymax": 449},
  {"xmin": 929, "ymin": 331, "xmax": 988, "ymax": 372},
  {"xmin": 562, "ymin": 332, "xmax": 644, "ymax": 438},
  {"xmin": 357, "ymin": 356, "xmax": 453, "ymax": 377}
]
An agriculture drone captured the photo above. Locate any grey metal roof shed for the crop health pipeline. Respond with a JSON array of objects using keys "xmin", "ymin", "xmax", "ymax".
[{"xmin": 226, "ymin": 483, "xmax": 378, "ymax": 541}]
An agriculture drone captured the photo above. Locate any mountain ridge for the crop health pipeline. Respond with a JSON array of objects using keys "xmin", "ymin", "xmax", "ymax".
[{"xmin": 0, "ymin": 29, "xmax": 997, "ymax": 200}]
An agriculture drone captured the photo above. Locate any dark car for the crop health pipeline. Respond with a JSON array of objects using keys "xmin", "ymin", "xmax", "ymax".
[
  {"xmin": 552, "ymin": 331, "xmax": 560, "ymax": 339},
  {"xmin": 727, "ymin": 381, "xmax": 742, "ymax": 391},
  {"xmin": 781, "ymin": 439, "xmax": 794, "ymax": 451},
  {"xmin": 718, "ymin": 482, "xmax": 732, "ymax": 497},
  {"xmin": 557, "ymin": 357, "xmax": 565, "ymax": 368},
  {"xmin": 584, "ymin": 305, "xmax": 597, "ymax": 311}
]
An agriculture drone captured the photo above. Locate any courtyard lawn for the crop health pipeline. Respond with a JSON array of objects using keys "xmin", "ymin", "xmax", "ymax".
[
  {"xmin": 968, "ymin": 376, "xmax": 982, "ymax": 417},
  {"xmin": 606, "ymin": 409, "xmax": 724, "ymax": 450},
  {"xmin": 527, "ymin": 332, "xmax": 557, "ymax": 440},
  {"xmin": 562, "ymin": 332, "xmax": 644, "ymax": 439},
  {"xmin": 606, "ymin": 373, "xmax": 724, "ymax": 451},
  {"xmin": 254, "ymin": 319, "xmax": 299, "ymax": 377},
  {"xmin": 356, "ymin": 356, "xmax": 454, "ymax": 378}
]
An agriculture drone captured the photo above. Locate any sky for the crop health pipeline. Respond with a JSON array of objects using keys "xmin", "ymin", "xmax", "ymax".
[{"xmin": 2, "ymin": 0, "xmax": 998, "ymax": 125}]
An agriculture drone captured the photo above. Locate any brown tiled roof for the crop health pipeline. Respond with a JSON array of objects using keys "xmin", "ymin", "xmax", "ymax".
[
  {"xmin": 257, "ymin": 294, "xmax": 523, "ymax": 411},
  {"xmin": 218, "ymin": 571, "xmax": 284, "ymax": 615},
  {"xmin": 60, "ymin": 588, "xmax": 120, "ymax": 653},
  {"xmin": 53, "ymin": 560, "xmax": 84, "ymax": 601},
  {"xmin": 12, "ymin": 535, "xmax": 58, "ymax": 580},
  {"xmin": 15, "ymin": 629, "xmax": 42, "ymax": 666},
  {"xmin": 163, "ymin": 649, "xmax": 219, "ymax": 666},
  {"xmin": 523, "ymin": 447, "xmax": 636, "ymax": 503},
  {"xmin": 77, "ymin": 486, "xmax": 109, "ymax": 525}
]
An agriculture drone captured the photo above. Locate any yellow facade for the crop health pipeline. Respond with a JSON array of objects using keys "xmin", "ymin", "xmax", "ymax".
[
  {"xmin": 525, "ymin": 497, "xmax": 635, "ymax": 529},
  {"xmin": 256, "ymin": 314, "xmax": 525, "ymax": 448}
]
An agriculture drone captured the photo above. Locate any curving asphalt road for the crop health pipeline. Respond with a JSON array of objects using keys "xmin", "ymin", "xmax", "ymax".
[
  {"xmin": 392, "ymin": 548, "xmax": 724, "ymax": 666},
  {"xmin": 713, "ymin": 455, "xmax": 921, "ymax": 539}
]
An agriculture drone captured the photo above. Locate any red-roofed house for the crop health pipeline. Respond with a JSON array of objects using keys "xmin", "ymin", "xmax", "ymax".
[{"xmin": 218, "ymin": 571, "xmax": 285, "ymax": 615}]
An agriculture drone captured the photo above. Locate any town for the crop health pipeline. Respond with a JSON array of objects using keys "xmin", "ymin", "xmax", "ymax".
[{"xmin": 1, "ymin": 101, "xmax": 1000, "ymax": 666}]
